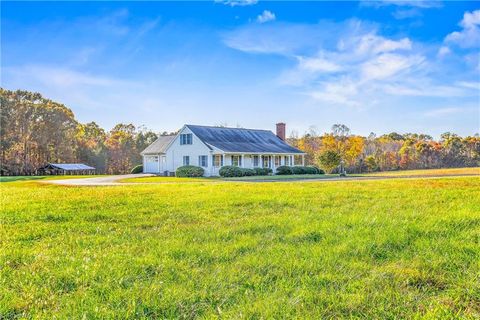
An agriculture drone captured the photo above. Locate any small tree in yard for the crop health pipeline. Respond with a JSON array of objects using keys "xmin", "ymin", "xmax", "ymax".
[{"xmin": 317, "ymin": 150, "xmax": 341, "ymax": 173}]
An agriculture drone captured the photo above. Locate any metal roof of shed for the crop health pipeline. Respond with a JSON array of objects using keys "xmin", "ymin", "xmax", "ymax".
[
  {"xmin": 141, "ymin": 135, "xmax": 175, "ymax": 154},
  {"xmin": 186, "ymin": 125, "xmax": 304, "ymax": 154},
  {"xmin": 44, "ymin": 163, "xmax": 95, "ymax": 170}
]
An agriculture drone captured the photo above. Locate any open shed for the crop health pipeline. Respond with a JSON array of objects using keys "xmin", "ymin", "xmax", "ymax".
[{"xmin": 36, "ymin": 163, "xmax": 96, "ymax": 175}]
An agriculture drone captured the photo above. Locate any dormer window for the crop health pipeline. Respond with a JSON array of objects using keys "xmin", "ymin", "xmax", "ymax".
[{"xmin": 180, "ymin": 133, "xmax": 192, "ymax": 145}]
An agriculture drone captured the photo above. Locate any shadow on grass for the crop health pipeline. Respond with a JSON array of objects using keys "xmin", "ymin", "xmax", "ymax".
[{"xmin": 0, "ymin": 176, "xmax": 46, "ymax": 183}]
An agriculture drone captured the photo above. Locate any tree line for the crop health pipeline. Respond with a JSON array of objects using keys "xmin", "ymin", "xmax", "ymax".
[
  {"xmin": 1, "ymin": 88, "xmax": 478, "ymax": 175},
  {"xmin": 0, "ymin": 89, "xmax": 169, "ymax": 175},
  {"xmin": 288, "ymin": 124, "xmax": 480, "ymax": 173}
]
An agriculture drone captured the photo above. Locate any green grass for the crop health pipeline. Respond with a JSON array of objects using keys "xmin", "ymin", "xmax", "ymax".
[
  {"xmin": 224, "ymin": 174, "xmax": 342, "ymax": 181},
  {"xmin": 123, "ymin": 167, "xmax": 479, "ymax": 184},
  {"xmin": 1, "ymin": 176, "xmax": 480, "ymax": 318}
]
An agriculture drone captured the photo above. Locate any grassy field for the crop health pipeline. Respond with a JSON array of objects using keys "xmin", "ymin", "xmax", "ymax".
[
  {"xmin": 122, "ymin": 167, "xmax": 479, "ymax": 183},
  {"xmin": 1, "ymin": 173, "xmax": 480, "ymax": 318}
]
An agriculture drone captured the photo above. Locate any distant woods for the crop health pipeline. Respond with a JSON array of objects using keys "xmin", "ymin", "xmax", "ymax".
[
  {"xmin": 0, "ymin": 89, "xmax": 171, "ymax": 175},
  {"xmin": 1, "ymin": 88, "xmax": 479, "ymax": 175},
  {"xmin": 288, "ymin": 124, "xmax": 480, "ymax": 173}
]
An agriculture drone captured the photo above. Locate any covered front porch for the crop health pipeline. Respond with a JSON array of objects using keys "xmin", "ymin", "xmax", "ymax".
[{"xmin": 210, "ymin": 153, "xmax": 305, "ymax": 175}]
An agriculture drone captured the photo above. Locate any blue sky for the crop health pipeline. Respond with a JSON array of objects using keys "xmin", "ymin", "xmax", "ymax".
[{"xmin": 2, "ymin": 1, "xmax": 479, "ymax": 137}]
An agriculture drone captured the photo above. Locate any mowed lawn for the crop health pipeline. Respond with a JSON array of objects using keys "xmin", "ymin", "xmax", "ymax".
[{"xmin": 1, "ymin": 176, "xmax": 480, "ymax": 318}]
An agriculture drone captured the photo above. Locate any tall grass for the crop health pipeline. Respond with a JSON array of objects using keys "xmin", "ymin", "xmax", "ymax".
[{"xmin": 1, "ymin": 177, "xmax": 479, "ymax": 318}]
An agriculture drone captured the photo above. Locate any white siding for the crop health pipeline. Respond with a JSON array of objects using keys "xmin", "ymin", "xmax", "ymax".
[{"xmin": 164, "ymin": 127, "xmax": 214, "ymax": 176}]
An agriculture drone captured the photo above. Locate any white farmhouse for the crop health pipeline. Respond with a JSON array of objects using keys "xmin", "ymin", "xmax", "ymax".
[{"xmin": 141, "ymin": 123, "xmax": 305, "ymax": 176}]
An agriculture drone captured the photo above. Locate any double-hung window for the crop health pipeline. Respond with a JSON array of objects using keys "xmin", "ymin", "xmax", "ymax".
[
  {"xmin": 253, "ymin": 155, "xmax": 259, "ymax": 167},
  {"xmin": 199, "ymin": 155, "xmax": 208, "ymax": 167},
  {"xmin": 213, "ymin": 155, "xmax": 223, "ymax": 167},
  {"xmin": 263, "ymin": 156, "xmax": 270, "ymax": 168},
  {"xmin": 180, "ymin": 133, "xmax": 192, "ymax": 145},
  {"xmin": 183, "ymin": 156, "xmax": 190, "ymax": 166},
  {"xmin": 231, "ymin": 155, "xmax": 241, "ymax": 167},
  {"xmin": 275, "ymin": 156, "xmax": 281, "ymax": 166},
  {"xmin": 285, "ymin": 156, "xmax": 290, "ymax": 166}
]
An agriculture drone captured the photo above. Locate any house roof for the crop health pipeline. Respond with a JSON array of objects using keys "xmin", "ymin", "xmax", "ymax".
[
  {"xmin": 42, "ymin": 163, "xmax": 95, "ymax": 170},
  {"xmin": 141, "ymin": 135, "xmax": 175, "ymax": 154},
  {"xmin": 186, "ymin": 125, "xmax": 304, "ymax": 154}
]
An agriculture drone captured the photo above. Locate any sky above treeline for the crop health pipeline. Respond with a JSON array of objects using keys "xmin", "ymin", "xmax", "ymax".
[{"xmin": 2, "ymin": 1, "xmax": 479, "ymax": 138}]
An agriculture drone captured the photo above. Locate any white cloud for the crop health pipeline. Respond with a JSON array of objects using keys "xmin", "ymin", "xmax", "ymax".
[
  {"xmin": 361, "ymin": 0, "xmax": 442, "ymax": 9},
  {"xmin": 224, "ymin": 18, "xmax": 478, "ymax": 108},
  {"xmin": 297, "ymin": 55, "xmax": 342, "ymax": 73},
  {"xmin": 361, "ymin": 53, "xmax": 424, "ymax": 80},
  {"xmin": 215, "ymin": 0, "xmax": 257, "ymax": 6},
  {"xmin": 437, "ymin": 46, "xmax": 451, "ymax": 57},
  {"xmin": 456, "ymin": 81, "xmax": 480, "ymax": 90},
  {"xmin": 392, "ymin": 8, "xmax": 422, "ymax": 19},
  {"xmin": 353, "ymin": 34, "xmax": 412, "ymax": 55},
  {"xmin": 423, "ymin": 107, "xmax": 466, "ymax": 118},
  {"xmin": 308, "ymin": 80, "xmax": 361, "ymax": 107},
  {"xmin": 257, "ymin": 10, "xmax": 276, "ymax": 23},
  {"xmin": 445, "ymin": 10, "xmax": 480, "ymax": 48},
  {"xmin": 5, "ymin": 65, "xmax": 129, "ymax": 88},
  {"xmin": 382, "ymin": 83, "xmax": 468, "ymax": 97}
]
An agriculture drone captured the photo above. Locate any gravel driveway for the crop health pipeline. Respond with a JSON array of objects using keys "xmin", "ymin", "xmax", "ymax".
[{"xmin": 43, "ymin": 174, "xmax": 154, "ymax": 186}]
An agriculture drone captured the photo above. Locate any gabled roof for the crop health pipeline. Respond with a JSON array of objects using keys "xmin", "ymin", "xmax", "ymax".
[
  {"xmin": 141, "ymin": 135, "xmax": 175, "ymax": 154},
  {"xmin": 42, "ymin": 163, "xmax": 95, "ymax": 170},
  {"xmin": 186, "ymin": 125, "xmax": 304, "ymax": 154}
]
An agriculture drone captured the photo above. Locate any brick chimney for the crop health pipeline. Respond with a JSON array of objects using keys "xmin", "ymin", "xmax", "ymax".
[{"xmin": 276, "ymin": 122, "xmax": 286, "ymax": 141}]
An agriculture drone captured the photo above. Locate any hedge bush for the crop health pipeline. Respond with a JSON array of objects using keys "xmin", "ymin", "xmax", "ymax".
[
  {"xmin": 241, "ymin": 168, "xmax": 256, "ymax": 176},
  {"xmin": 254, "ymin": 167, "xmax": 273, "ymax": 176},
  {"xmin": 130, "ymin": 165, "xmax": 143, "ymax": 174},
  {"xmin": 314, "ymin": 166, "xmax": 325, "ymax": 174},
  {"xmin": 274, "ymin": 166, "xmax": 325, "ymax": 175},
  {"xmin": 276, "ymin": 166, "xmax": 293, "ymax": 175},
  {"xmin": 219, "ymin": 166, "xmax": 244, "ymax": 177},
  {"xmin": 291, "ymin": 166, "xmax": 307, "ymax": 174},
  {"xmin": 176, "ymin": 165, "xmax": 204, "ymax": 177}
]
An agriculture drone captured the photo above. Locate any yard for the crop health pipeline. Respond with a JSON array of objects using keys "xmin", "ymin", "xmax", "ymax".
[{"xmin": 1, "ymin": 169, "xmax": 479, "ymax": 318}]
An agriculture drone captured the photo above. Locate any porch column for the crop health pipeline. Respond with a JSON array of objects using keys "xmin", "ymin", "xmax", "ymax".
[
  {"xmin": 292, "ymin": 155, "xmax": 295, "ymax": 166},
  {"xmin": 222, "ymin": 154, "xmax": 224, "ymax": 167},
  {"xmin": 241, "ymin": 154, "xmax": 245, "ymax": 168},
  {"xmin": 302, "ymin": 154, "xmax": 305, "ymax": 166}
]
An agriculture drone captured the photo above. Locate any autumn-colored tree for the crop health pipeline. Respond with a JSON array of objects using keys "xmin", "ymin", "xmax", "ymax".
[
  {"xmin": 317, "ymin": 150, "xmax": 341, "ymax": 173},
  {"xmin": 0, "ymin": 89, "xmax": 77, "ymax": 175},
  {"xmin": 1, "ymin": 88, "xmax": 159, "ymax": 175}
]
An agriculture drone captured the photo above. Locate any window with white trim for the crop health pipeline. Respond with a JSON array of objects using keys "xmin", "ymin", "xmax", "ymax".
[
  {"xmin": 145, "ymin": 156, "xmax": 159, "ymax": 162},
  {"xmin": 253, "ymin": 155, "xmax": 259, "ymax": 167},
  {"xmin": 213, "ymin": 155, "xmax": 223, "ymax": 167},
  {"xmin": 231, "ymin": 155, "xmax": 241, "ymax": 167},
  {"xmin": 199, "ymin": 155, "xmax": 208, "ymax": 167},
  {"xmin": 263, "ymin": 156, "xmax": 270, "ymax": 168},
  {"xmin": 275, "ymin": 156, "xmax": 281, "ymax": 166},
  {"xmin": 285, "ymin": 156, "xmax": 290, "ymax": 166},
  {"xmin": 183, "ymin": 156, "xmax": 190, "ymax": 166},
  {"xmin": 180, "ymin": 133, "xmax": 192, "ymax": 145}
]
